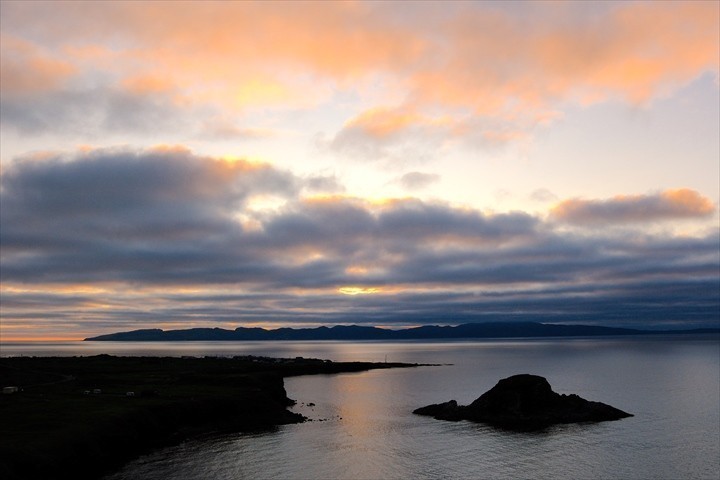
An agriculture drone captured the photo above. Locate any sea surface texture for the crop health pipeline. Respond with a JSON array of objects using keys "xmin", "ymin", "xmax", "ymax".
[{"xmin": 5, "ymin": 337, "xmax": 719, "ymax": 479}]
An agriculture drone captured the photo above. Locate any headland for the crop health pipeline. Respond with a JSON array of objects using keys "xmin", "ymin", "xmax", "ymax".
[{"xmin": 0, "ymin": 354, "xmax": 420, "ymax": 480}]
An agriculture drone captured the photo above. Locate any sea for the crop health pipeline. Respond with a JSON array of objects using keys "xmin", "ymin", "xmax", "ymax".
[{"xmin": 2, "ymin": 335, "xmax": 719, "ymax": 480}]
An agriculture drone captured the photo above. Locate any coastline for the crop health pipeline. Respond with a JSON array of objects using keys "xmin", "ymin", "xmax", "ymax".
[
  {"xmin": 2, "ymin": 332, "xmax": 717, "ymax": 361},
  {"xmin": 0, "ymin": 355, "xmax": 421, "ymax": 480},
  {"xmin": 82, "ymin": 322, "xmax": 720, "ymax": 342}
]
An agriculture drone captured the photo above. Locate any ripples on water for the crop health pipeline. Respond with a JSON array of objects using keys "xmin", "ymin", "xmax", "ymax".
[{"xmin": 12, "ymin": 337, "xmax": 716, "ymax": 480}]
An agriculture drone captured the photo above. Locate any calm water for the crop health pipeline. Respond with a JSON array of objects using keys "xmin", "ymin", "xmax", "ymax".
[{"xmin": 3, "ymin": 337, "xmax": 719, "ymax": 479}]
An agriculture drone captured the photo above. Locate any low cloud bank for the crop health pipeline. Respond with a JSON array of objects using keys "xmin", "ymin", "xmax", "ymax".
[{"xmin": 1, "ymin": 148, "xmax": 718, "ymax": 335}]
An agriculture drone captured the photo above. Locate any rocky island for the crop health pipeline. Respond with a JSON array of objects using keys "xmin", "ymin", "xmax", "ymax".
[{"xmin": 414, "ymin": 374, "xmax": 632, "ymax": 430}]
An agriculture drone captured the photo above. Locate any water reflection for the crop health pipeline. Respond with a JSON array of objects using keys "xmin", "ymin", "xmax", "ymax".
[{"xmin": 102, "ymin": 337, "xmax": 719, "ymax": 480}]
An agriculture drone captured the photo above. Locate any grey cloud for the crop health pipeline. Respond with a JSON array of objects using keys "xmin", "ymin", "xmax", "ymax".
[
  {"xmin": 0, "ymin": 148, "xmax": 298, "ymax": 282},
  {"xmin": 3, "ymin": 275, "xmax": 716, "ymax": 331},
  {"xmin": 397, "ymin": 171, "xmax": 440, "ymax": 190},
  {"xmin": 201, "ymin": 118, "xmax": 273, "ymax": 140},
  {"xmin": 1, "ymin": 148, "xmax": 718, "ymax": 330},
  {"xmin": 530, "ymin": 188, "xmax": 558, "ymax": 203},
  {"xmin": 252, "ymin": 198, "xmax": 537, "ymax": 265},
  {"xmin": 0, "ymin": 87, "xmax": 190, "ymax": 136},
  {"xmin": 321, "ymin": 124, "xmax": 438, "ymax": 164},
  {"xmin": 324, "ymin": 127, "xmax": 394, "ymax": 162},
  {"xmin": 302, "ymin": 175, "xmax": 345, "ymax": 193},
  {"xmin": 376, "ymin": 200, "xmax": 537, "ymax": 241},
  {"xmin": 0, "ymin": 147, "xmax": 297, "ymax": 226}
]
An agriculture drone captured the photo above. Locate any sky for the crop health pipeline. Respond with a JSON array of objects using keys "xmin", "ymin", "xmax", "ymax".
[{"xmin": 0, "ymin": 0, "xmax": 718, "ymax": 340}]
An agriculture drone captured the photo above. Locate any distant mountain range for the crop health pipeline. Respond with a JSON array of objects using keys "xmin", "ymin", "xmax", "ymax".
[{"xmin": 84, "ymin": 322, "xmax": 720, "ymax": 341}]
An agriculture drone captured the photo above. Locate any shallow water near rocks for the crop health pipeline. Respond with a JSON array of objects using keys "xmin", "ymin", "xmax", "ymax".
[{"xmin": 55, "ymin": 335, "xmax": 718, "ymax": 480}]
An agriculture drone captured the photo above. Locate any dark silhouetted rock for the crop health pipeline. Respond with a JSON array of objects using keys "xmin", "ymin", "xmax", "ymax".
[{"xmin": 414, "ymin": 374, "xmax": 632, "ymax": 430}]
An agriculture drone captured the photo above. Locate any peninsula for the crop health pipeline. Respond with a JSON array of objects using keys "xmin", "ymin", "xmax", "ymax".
[{"xmin": 0, "ymin": 354, "xmax": 420, "ymax": 480}]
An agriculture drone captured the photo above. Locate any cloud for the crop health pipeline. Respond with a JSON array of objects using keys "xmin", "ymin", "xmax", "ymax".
[
  {"xmin": 0, "ymin": 35, "xmax": 76, "ymax": 96},
  {"xmin": 397, "ymin": 172, "xmax": 441, "ymax": 191},
  {"xmin": 0, "ymin": 148, "xmax": 533, "ymax": 285},
  {"xmin": 327, "ymin": 2, "xmax": 718, "ymax": 152},
  {"xmin": 551, "ymin": 189, "xmax": 716, "ymax": 225},
  {"xmin": 303, "ymin": 175, "xmax": 345, "ymax": 194},
  {"xmin": 1, "ymin": 148, "xmax": 718, "ymax": 337},
  {"xmin": 340, "ymin": 107, "xmax": 430, "ymax": 139},
  {"xmin": 1, "ymin": 2, "xmax": 716, "ymax": 147},
  {"xmin": 0, "ymin": 85, "xmax": 195, "ymax": 136},
  {"xmin": 423, "ymin": 1, "xmax": 718, "ymax": 108},
  {"xmin": 200, "ymin": 117, "xmax": 273, "ymax": 141},
  {"xmin": 530, "ymin": 188, "xmax": 558, "ymax": 203},
  {"xmin": 325, "ymin": 106, "xmax": 552, "ymax": 160},
  {"xmin": 324, "ymin": 107, "xmax": 449, "ymax": 162},
  {"xmin": 0, "ymin": 147, "xmax": 300, "ymax": 282}
]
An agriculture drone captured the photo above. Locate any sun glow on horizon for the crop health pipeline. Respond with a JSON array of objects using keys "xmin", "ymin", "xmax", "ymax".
[
  {"xmin": 338, "ymin": 286, "xmax": 381, "ymax": 296},
  {"xmin": 0, "ymin": 1, "xmax": 717, "ymax": 338}
]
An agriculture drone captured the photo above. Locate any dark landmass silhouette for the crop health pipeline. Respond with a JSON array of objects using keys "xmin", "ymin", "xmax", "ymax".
[
  {"xmin": 0, "ymin": 355, "xmax": 420, "ymax": 480},
  {"xmin": 85, "ymin": 321, "xmax": 720, "ymax": 341},
  {"xmin": 414, "ymin": 374, "xmax": 633, "ymax": 430}
]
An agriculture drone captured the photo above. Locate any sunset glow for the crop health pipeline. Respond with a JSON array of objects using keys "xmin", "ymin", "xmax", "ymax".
[{"xmin": 0, "ymin": 0, "xmax": 718, "ymax": 340}]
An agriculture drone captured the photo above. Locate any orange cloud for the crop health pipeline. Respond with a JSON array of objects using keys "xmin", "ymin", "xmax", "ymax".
[
  {"xmin": 551, "ymin": 189, "xmax": 716, "ymax": 225},
  {"xmin": 121, "ymin": 74, "xmax": 176, "ymax": 95},
  {"xmin": 662, "ymin": 189, "xmax": 717, "ymax": 214},
  {"xmin": 345, "ymin": 107, "xmax": 425, "ymax": 138},
  {"xmin": 48, "ymin": 1, "xmax": 413, "ymax": 82},
  {"xmin": 329, "ymin": 2, "xmax": 717, "ymax": 146},
  {"xmin": 340, "ymin": 106, "xmax": 456, "ymax": 140},
  {"xmin": 439, "ymin": 2, "xmax": 718, "ymax": 108},
  {"xmin": 1, "ymin": 1, "xmax": 717, "ymax": 142},
  {"xmin": 0, "ymin": 35, "xmax": 76, "ymax": 95}
]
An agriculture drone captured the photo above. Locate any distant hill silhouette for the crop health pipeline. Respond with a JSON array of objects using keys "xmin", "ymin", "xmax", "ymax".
[{"xmin": 84, "ymin": 322, "xmax": 720, "ymax": 341}]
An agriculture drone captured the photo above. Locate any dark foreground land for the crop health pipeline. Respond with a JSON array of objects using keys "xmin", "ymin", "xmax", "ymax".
[{"xmin": 0, "ymin": 355, "xmax": 419, "ymax": 480}]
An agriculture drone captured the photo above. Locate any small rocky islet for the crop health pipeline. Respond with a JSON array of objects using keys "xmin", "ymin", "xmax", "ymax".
[{"xmin": 414, "ymin": 374, "xmax": 632, "ymax": 431}]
